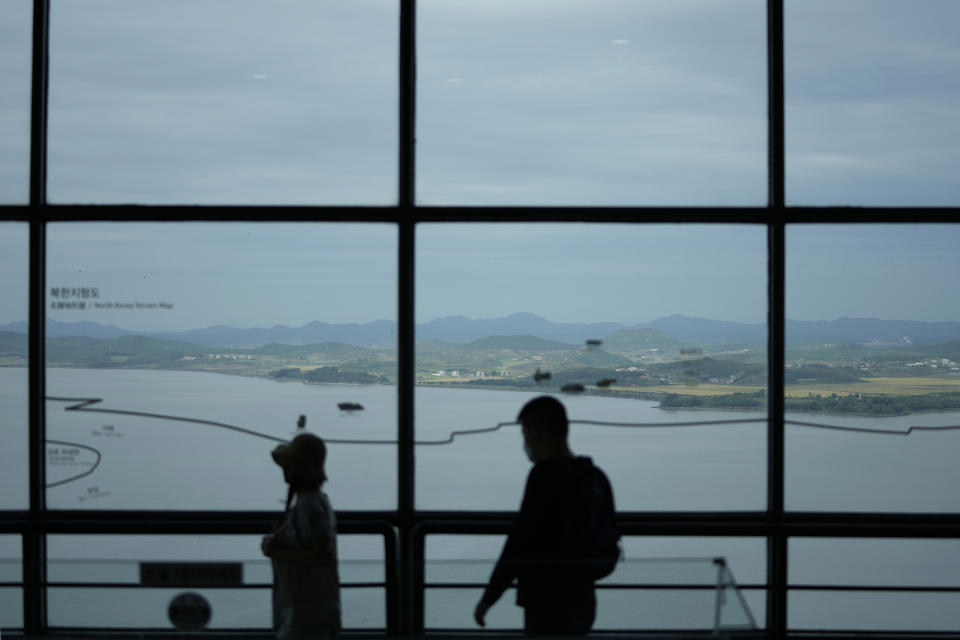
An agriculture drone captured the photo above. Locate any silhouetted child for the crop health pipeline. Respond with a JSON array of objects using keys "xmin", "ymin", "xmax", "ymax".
[{"xmin": 262, "ymin": 433, "xmax": 340, "ymax": 639}]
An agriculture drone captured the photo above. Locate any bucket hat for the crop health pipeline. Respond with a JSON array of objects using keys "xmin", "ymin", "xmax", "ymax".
[{"xmin": 271, "ymin": 433, "xmax": 327, "ymax": 485}]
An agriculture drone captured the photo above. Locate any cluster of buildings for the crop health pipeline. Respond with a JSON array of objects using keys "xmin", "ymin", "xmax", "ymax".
[
  {"xmin": 431, "ymin": 369, "xmax": 508, "ymax": 378},
  {"xmin": 206, "ymin": 353, "xmax": 255, "ymax": 361},
  {"xmin": 906, "ymin": 358, "xmax": 960, "ymax": 370}
]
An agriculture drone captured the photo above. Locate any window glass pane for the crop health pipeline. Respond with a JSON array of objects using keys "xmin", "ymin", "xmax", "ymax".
[
  {"xmin": 48, "ymin": 0, "xmax": 397, "ymax": 204},
  {"xmin": 786, "ymin": 0, "xmax": 960, "ymax": 205},
  {"xmin": 425, "ymin": 534, "xmax": 763, "ymax": 632},
  {"xmin": 418, "ymin": 0, "xmax": 766, "ymax": 205},
  {"xmin": 790, "ymin": 538, "xmax": 960, "ymax": 631},
  {"xmin": 0, "ymin": 223, "xmax": 29, "ymax": 509},
  {"xmin": 0, "ymin": 535, "xmax": 23, "ymax": 631},
  {"xmin": 0, "ymin": 589, "xmax": 23, "ymax": 631},
  {"xmin": 0, "ymin": 0, "xmax": 31, "ymax": 204},
  {"xmin": 45, "ymin": 223, "xmax": 397, "ymax": 510},
  {"xmin": 786, "ymin": 224, "xmax": 960, "ymax": 511},
  {"xmin": 416, "ymin": 224, "xmax": 767, "ymax": 511},
  {"xmin": 47, "ymin": 534, "xmax": 385, "ymax": 630},
  {"xmin": 0, "ymin": 536, "xmax": 22, "ymax": 583}
]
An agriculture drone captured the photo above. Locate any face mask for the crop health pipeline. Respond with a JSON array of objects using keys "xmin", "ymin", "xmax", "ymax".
[{"xmin": 523, "ymin": 441, "xmax": 535, "ymax": 462}]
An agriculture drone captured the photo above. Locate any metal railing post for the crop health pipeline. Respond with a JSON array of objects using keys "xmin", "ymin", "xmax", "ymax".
[{"xmin": 712, "ymin": 557, "xmax": 726, "ymax": 636}]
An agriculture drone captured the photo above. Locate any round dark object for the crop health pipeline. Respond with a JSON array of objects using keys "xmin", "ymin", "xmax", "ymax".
[{"xmin": 168, "ymin": 591, "xmax": 212, "ymax": 631}]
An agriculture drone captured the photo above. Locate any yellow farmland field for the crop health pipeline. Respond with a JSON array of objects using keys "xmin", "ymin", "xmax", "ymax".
[
  {"xmin": 784, "ymin": 377, "xmax": 960, "ymax": 397},
  {"xmin": 635, "ymin": 377, "xmax": 960, "ymax": 397}
]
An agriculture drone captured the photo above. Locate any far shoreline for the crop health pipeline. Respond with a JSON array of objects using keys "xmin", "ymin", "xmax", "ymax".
[{"xmin": 15, "ymin": 365, "xmax": 960, "ymax": 418}]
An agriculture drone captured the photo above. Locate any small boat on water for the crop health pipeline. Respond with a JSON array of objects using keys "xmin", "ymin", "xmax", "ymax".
[
  {"xmin": 560, "ymin": 383, "xmax": 584, "ymax": 393},
  {"xmin": 338, "ymin": 402, "xmax": 364, "ymax": 411}
]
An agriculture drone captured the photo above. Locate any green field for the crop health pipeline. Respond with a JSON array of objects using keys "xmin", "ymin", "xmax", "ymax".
[{"xmin": 629, "ymin": 383, "xmax": 764, "ymax": 396}]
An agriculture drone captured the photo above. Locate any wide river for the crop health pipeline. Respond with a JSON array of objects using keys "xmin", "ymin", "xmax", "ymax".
[{"xmin": 3, "ymin": 367, "xmax": 960, "ymax": 632}]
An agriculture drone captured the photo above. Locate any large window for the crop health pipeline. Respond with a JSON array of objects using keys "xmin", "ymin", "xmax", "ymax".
[
  {"xmin": 418, "ymin": 0, "xmax": 767, "ymax": 205},
  {"xmin": 786, "ymin": 225, "xmax": 960, "ymax": 512},
  {"xmin": 46, "ymin": 534, "xmax": 386, "ymax": 631},
  {"xmin": 0, "ymin": 223, "xmax": 29, "ymax": 510},
  {"xmin": 790, "ymin": 538, "xmax": 960, "ymax": 631},
  {"xmin": 786, "ymin": 0, "xmax": 960, "ymax": 205},
  {"xmin": 44, "ymin": 223, "xmax": 397, "ymax": 510},
  {"xmin": 416, "ymin": 224, "xmax": 768, "ymax": 511},
  {"xmin": 0, "ymin": 535, "xmax": 23, "ymax": 631},
  {"xmin": 48, "ymin": 0, "xmax": 398, "ymax": 204},
  {"xmin": 0, "ymin": 0, "xmax": 31, "ymax": 204},
  {"xmin": 2, "ymin": 0, "xmax": 960, "ymax": 637},
  {"xmin": 425, "ymin": 534, "xmax": 764, "ymax": 632}
]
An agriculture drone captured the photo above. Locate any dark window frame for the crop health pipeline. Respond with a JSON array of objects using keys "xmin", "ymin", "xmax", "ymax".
[{"xmin": 2, "ymin": 0, "xmax": 960, "ymax": 637}]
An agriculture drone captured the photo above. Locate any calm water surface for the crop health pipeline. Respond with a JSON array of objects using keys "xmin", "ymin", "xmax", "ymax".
[{"xmin": 3, "ymin": 367, "xmax": 960, "ymax": 631}]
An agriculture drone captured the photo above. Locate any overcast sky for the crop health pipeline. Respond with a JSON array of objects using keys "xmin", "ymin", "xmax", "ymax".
[
  {"xmin": 1, "ymin": 2, "xmax": 958, "ymax": 329},
  {"xmin": 1, "ymin": 0, "xmax": 958, "ymax": 204}
]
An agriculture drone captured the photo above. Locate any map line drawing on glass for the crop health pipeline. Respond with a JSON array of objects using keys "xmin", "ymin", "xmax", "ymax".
[{"xmin": 45, "ymin": 393, "xmax": 960, "ymax": 494}]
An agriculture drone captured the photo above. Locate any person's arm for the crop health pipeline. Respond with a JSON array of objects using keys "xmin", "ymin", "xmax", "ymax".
[
  {"xmin": 475, "ymin": 522, "xmax": 523, "ymax": 622},
  {"xmin": 475, "ymin": 465, "xmax": 547, "ymax": 626}
]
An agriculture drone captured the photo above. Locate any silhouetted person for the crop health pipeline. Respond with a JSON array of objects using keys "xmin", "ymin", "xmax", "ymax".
[
  {"xmin": 262, "ymin": 432, "xmax": 341, "ymax": 639},
  {"xmin": 474, "ymin": 396, "xmax": 618, "ymax": 636}
]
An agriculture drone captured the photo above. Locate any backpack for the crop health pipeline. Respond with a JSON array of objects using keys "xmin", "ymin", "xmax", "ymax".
[{"xmin": 571, "ymin": 463, "xmax": 622, "ymax": 580}]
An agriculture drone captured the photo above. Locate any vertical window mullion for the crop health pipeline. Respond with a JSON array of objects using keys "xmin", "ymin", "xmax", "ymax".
[
  {"xmin": 399, "ymin": 0, "xmax": 416, "ymax": 208},
  {"xmin": 26, "ymin": 0, "xmax": 51, "ymax": 631},
  {"xmin": 397, "ymin": 219, "xmax": 416, "ymax": 634},
  {"xmin": 29, "ymin": 0, "xmax": 49, "ymax": 206},
  {"xmin": 26, "ymin": 219, "xmax": 46, "ymax": 635},
  {"xmin": 768, "ymin": 0, "xmax": 785, "ymax": 209},
  {"xmin": 397, "ymin": 0, "xmax": 417, "ymax": 636},
  {"xmin": 767, "ymin": 0, "xmax": 787, "ymax": 637},
  {"xmin": 767, "ymin": 220, "xmax": 787, "ymax": 637}
]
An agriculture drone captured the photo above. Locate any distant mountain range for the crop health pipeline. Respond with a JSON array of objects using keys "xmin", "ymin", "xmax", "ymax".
[{"xmin": 3, "ymin": 313, "xmax": 960, "ymax": 348}]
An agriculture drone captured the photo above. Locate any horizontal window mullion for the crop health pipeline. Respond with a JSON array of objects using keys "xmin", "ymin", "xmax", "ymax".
[
  {"xmin": 789, "ymin": 585, "xmax": 960, "ymax": 593},
  {"xmin": 425, "ymin": 582, "xmax": 766, "ymax": 590},
  {"xmin": 2, "ymin": 205, "xmax": 957, "ymax": 225}
]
